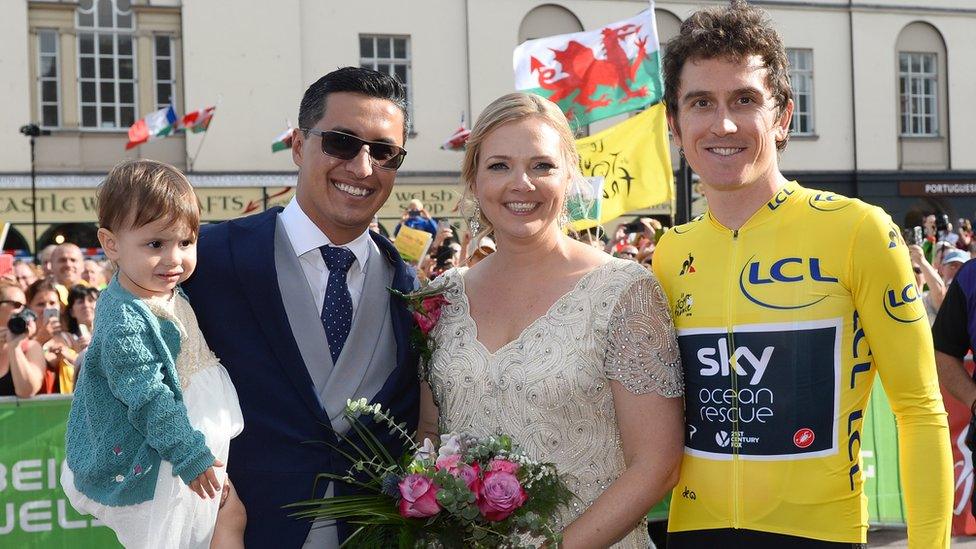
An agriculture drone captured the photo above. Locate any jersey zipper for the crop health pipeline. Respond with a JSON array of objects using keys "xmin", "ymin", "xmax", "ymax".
[{"xmin": 727, "ymin": 228, "xmax": 741, "ymax": 529}]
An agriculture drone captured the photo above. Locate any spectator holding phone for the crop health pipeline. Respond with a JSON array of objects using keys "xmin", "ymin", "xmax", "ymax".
[
  {"xmin": 65, "ymin": 285, "xmax": 98, "ymax": 355},
  {"xmin": 909, "ymin": 243, "xmax": 946, "ymax": 325},
  {"xmin": 394, "ymin": 198, "xmax": 438, "ymax": 237},
  {"xmin": 0, "ymin": 281, "xmax": 47, "ymax": 398},
  {"xmin": 25, "ymin": 278, "xmax": 76, "ymax": 393}
]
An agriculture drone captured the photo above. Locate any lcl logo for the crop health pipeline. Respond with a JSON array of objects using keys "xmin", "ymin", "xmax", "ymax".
[
  {"xmin": 738, "ymin": 256, "xmax": 838, "ymax": 310},
  {"xmin": 883, "ymin": 283, "xmax": 923, "ymax": 323},
  {"xmin": 807, "ymin": 192, "xmax": 850, "ymax": 212}
]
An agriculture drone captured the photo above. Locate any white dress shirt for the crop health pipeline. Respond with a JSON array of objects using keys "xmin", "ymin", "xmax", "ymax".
[{"xmin": 279, "ymin": 198, "xmax": 377, "ymax": 319}]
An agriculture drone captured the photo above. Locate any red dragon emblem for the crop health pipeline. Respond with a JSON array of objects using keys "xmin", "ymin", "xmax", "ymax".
[{"xmin": 530, "ymin": 23, "xmax": 649, "ymax": 118}]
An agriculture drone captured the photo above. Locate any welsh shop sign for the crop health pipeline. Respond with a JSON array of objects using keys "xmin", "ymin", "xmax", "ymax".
[{"xmin": 899, "ymin": 181, "xmax": 976, "ymax": 197}]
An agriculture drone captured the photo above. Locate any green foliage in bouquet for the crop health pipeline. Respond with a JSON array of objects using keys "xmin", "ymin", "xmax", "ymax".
[{"xmin": 287, "ymin": 399, "xmax": 575, "ymax": 548}]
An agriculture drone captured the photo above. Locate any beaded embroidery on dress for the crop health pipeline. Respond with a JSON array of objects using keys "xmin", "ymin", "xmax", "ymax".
[
  {"xmin": 426, "ymin": 259, "xmax": 683, "ymax": 548},
  {"xmin": 143, "ymin": 292, "xmax": 223, "ymax": 390}
]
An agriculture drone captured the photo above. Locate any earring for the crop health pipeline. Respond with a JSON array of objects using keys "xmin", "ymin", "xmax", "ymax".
[
  {"xmin": 469, "ymin": 201, "xmax": 481, "ymax": 235},
  {"xmin": 678, "ymin": 147, "xmax": 685, "ymax": 159},
  {"xmin": 559, "ymin": 204, "xmax": 571, "ymax": 228}
]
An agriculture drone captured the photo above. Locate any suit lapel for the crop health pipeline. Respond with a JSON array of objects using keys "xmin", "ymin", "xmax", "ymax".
[
  {"xmin": 370, "ymin": 232, "xmax": 417, "ymax": 377},
  {"xmin": 274, "ymin": 218, "xmax": 335, "ymax": 396},
  {"xmin": 230, "ymin": 210, "xmax": 327, "ymax": 423}
]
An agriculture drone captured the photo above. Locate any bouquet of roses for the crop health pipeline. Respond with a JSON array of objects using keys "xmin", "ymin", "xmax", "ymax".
[{"xmin": 289, "ymin": 398, "xmax": 574, "ymax": 548}]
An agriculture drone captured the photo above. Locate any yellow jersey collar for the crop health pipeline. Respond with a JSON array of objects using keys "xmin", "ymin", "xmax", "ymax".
[{"xmin": 705, "ymin": 180, "xmax": 802, "ymax": 233}]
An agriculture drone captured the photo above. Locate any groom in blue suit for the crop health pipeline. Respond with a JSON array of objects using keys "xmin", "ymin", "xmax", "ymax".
[{"xmin": 184, "ymin": 67, "xmax": 419, "ymax": 548}]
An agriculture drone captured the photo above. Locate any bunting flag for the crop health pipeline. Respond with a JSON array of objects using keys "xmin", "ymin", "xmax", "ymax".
[
  {"xmin": 440, "ymin": 125, "xmax": 471, "ymax": 151},
  {"xmin": 125, "ymin": 105, "xmax": 177, "ymax": 150},
  {"xmin": 271, "ymin": 125, "xmax": 294, "ymax": 153},
  {"xmin": 571, "ymin": 103, "xmax": 673, "ymax": 230},
  {"xmin": 179, "ymin": 105, "xmax": 215, "ymax": 133},
  {"xmin": 513, "ymin": 5, "xmax": 663, "ymax": 126}
]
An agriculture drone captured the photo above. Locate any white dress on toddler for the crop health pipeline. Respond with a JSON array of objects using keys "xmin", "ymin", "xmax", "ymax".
[{"xmin": 62, "ymin": 291, "xmax": 244, "ymax": 549}]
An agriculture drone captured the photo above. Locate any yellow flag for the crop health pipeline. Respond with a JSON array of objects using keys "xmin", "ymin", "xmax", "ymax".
[{"xmin": 573, "ymin": 103, "xmax": 673, "ymax": 230}]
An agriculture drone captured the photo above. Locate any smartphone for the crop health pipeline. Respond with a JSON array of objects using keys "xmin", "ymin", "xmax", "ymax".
[
  {"xmin": 913, "ymin": 226, "xmax": 923, "ymax": 246},
  {"xmin": 43, "ymin": 307, "xmax": 60, "ymax": 321}
]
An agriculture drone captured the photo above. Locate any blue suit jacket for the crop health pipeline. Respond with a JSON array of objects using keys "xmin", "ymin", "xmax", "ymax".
[{"xmin": 183, "ymin": 208, "xmax": 419, "ymax": 548}]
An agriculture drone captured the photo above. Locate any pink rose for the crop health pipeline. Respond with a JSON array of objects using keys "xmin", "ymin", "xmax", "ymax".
[
  {"xmin": 398, "ymin": 474, "xmax": 441, "ymax": 518},
  {"xmin": 459, "ymin": 461, "xmax": 482, "ymax": 494},
  {"xmin": 436, "ymin": 455, "xmax": 482, "ymax": 494},
  {"xmin": 476, "ymin": 470, "xmax": 526, "ymax": 521},
  {"xmin": 488, "ymin": 458, "xmax": 519, "ymax": 475},
  {"xmin": 414, "ymin": 295, "xmax": 448, "ymax": 336}
]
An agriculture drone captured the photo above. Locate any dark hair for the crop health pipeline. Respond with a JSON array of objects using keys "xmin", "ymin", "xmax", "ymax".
[
  {"xmin": 298, "ymin": 66, "xmax": 409, "ymax": 139},
  {"xmin": 98, "ymin": 159, "xmax": 200, "ymax": 237},
  {"xmin": 663, "ymin": 0, "xmax": 793, "ymax": 151},
  {"xmin": 66, "ymin": 284, "xmax": 99, "ymax": 336}
]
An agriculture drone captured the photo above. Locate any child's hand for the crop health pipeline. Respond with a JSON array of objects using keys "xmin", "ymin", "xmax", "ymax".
[{"xmin": 189, "ymin": 458, "xmax": 224, "ymax": 499}]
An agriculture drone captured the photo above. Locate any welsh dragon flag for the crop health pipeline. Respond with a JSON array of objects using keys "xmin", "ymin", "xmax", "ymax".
[
  {"xmin": 513, "ymin": 5, "xmax": 663, "ymax": 126},
  {"xmin": 125, "ymin": 105, "xmax": 177, "ymax": 150}
]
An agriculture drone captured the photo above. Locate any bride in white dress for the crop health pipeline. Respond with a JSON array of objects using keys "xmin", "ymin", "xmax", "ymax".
[{"xmin": 419, "ymin": 93, "xmax": 685, "ymax": 548}]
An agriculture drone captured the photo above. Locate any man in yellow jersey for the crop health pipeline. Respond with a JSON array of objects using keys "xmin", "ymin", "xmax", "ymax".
[{"xmin": 653, "ymin": 1, "xmax": 952, "ymax": 547}]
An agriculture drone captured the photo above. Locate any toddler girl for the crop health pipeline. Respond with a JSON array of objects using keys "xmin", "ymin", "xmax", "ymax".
[{"xmin": 62, "ymin": 159, "xmax": 244, "ymax": 548}]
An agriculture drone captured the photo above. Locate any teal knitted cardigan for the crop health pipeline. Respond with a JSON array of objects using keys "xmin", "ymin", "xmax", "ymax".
[{"xmin": 65, "ymin": 277, "xmax": 215, "ymax": 506}]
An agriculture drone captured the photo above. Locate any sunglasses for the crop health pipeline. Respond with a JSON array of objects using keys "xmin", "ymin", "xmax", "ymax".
[
  {"xmin": 0, "ymin": 300, "xmax": 24, "ymax": 308},
  {"xmin": 301, "ymin": 128, "xmax": 407, "ymax": 170}
]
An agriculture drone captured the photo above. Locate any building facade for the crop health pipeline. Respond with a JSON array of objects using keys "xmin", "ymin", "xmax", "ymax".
[{"xmin": 1, "ymin": 0, "xmax": 974, "ymax": 253}]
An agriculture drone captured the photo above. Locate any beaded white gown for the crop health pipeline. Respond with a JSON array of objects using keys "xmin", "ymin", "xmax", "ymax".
[{"xmin": 426, "ymin": 259, "xmax": 684, "ymax": 548}]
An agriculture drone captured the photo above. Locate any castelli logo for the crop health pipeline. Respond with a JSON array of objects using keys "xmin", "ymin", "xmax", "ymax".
[{"xmin": 793, "ymin": 428, "xmax": 815, "ymax": 448}]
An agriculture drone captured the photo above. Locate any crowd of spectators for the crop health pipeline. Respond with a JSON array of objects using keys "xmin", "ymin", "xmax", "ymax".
[
  {"xmin": 7, "ymin": 209, "xmax": 973, "ymax": 400},
  {"xmin": 0, "ymin": 243, "xmax": 111, "ymax": 398}
]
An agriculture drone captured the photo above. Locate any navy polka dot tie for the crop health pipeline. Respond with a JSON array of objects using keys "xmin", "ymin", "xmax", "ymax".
[{"xmin": 320, "ymin": 245, "xmax": 356, "ymax": 364}]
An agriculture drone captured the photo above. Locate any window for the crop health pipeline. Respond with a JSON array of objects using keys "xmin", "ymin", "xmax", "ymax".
[
  {"xmin": 77, "ymin": 0, "xmax": 136, "ymax": 129},
  {"xmin": 899, "ymin": 52, "xmax": 938, "ymax": 136},
  {"xmin": 37, "ymin": 30, "xmax": 60, "ymax": 128},
  {"xmin": 359, "ymin": 35, "xmax": 412, "ymax": 126},
  {"xmin": 154, "ymin": 35, "xmax": 176, "ymax": 111},
  {"xmin": 787, "ymin": 49, "xmax": 814, "ymax": 135}
]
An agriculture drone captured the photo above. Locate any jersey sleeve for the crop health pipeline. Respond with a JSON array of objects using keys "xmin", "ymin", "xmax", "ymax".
[
  {"xmin": 848, "ymin": 207, "xmax": 952, "ymax": 547},
  {"xmin": 932, "ymin": 275, "xmax": 971, "ymax": 358}
]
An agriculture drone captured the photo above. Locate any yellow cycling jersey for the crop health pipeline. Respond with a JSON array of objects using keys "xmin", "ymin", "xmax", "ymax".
[{"xmin": 653, "ymin": 181, "xmax": 952, "ymax": 546}]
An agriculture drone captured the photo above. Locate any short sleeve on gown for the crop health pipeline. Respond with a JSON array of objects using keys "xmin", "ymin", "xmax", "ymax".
[{"xmin": 604, "ymin": 272, "xmax": 684, "ymax": 397}]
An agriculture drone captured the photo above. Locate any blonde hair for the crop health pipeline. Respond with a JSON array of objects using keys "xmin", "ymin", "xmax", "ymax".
[
  {"xmin": 97, "ymin": 159, "xmax": 200, "ymax": 237},
  {"xmin": 460, "ymin": 93, "xmax": 580, "ymax": 244}
]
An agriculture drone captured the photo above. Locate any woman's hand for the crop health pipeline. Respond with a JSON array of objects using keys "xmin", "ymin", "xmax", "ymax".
[
  {"xmin": 43, "ymin": 315, "xmax": 62, "ymax": 336},
  {"xmin": 72, "ymin": 333, "xmax": 91, "ymax": 353}
]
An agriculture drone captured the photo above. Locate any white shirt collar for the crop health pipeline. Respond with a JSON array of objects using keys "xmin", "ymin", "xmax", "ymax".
[{"xmin": 280, "ymin": 198, "xmax": 371, "ymax": 270}]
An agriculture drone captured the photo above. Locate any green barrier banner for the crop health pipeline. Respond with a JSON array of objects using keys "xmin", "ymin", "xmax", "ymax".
[
  {"xmin": 0, "ymin": 383, "xmax": 907, "ymax": 546},
  {"xmin": 861, "ymin": 381, "xmax": 908, "ymax": 525},
  {"xmin": 0, "ymin": 396, "xmax": 120, "ymax": 548}
]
